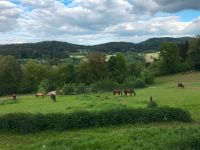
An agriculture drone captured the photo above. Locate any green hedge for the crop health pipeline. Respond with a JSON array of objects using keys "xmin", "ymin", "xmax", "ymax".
[{"xmin": 0, "ymin": 107, "xmax": 191, "ymax": 133}]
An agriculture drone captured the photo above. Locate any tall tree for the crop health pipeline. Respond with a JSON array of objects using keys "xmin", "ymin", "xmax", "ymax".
[
  {"xmin": 107, "ymin": 53, "xmax": 127, "ymax": 83},
  {"xmin": 57, "ymin": 64, "xmax": 76, "ymax": 86},
  {"xmin": 77, "ymin": 52, "xmax": 108, "ymax": 84},
  {"xmin": 0, "ymin": 55, "xmax": 22, "ymax": 95},
  {"xmin": 188, "ymin": 36, "xmax": 200, "ymax": 70},
  {"xmin": 159, "ymin": 42, "xmax": 181, "ymax": 74},
  {"xmin": 178, "ymin": 41, "xmax": 189, "ymax": 62},
  {"xmin": 20, "ymin": 60, "xmax": 49, "ymax": 93}
]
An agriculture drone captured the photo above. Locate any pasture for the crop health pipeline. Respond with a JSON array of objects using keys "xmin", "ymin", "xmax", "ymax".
[{"xmin": 0, "ymin": 72, "xmax": 200, "ymax": 149}]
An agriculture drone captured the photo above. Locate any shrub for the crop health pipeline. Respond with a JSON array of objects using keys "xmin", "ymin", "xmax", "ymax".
[
  {"xmin": 62, "ymin": 83, "xmax": 76, "ymax": 95},
  {"xmin": 134, "ymin": 78, "xmax": 146, "ymax": 88},
  {"xmin": 76, "ymin": 83, "xmax": 87, "ymax": 94},
  {"xmin": 177, "ymin": 62, "xmax": 191, "ymax": 72},
  {"xmin": 0, "ymin": 107, "xmax": 191, "ymax": 133},
  {"xmin": 173, "ymin": 134, "xmax": 200, "ymax": 150},
  {"xmin": 143, "ymin": 71, "xmax": 154, "ymax": 84},
  {"xmin": 147, "ymin": 100, "xmax": 158, "ymax": 108},
  {"xmin": 121, "ymin": 77, "xmax": 136, "ymax": 89},
  {"xmin": 90, "ymin": 79, "xmax": 119, "ymax": 91}
]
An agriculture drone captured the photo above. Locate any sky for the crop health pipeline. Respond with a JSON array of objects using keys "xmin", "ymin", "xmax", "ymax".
[{"xmin": 0, "ymin": 0, "xmax": 200, "ymax": 45}]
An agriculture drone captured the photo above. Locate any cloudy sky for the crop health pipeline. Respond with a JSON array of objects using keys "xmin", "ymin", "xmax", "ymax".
[{"xmin": 0, "ymin": 0, "xmax": 200, "ymax": 45}]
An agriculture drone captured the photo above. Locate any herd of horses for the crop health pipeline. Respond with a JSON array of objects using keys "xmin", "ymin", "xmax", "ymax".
[
  {"xmin": 35, "ymin": 92, "xmax": 56, "ymax": 102},
  {"xmin": 34, "ymin": 83, "xmax": 184, "ymax": 100},
  {"xmin": 113, "ymin": 89, "xmax": 136, "ymax": 96},
  {"xmin": 113, "ymin": 83, "xmax": 184, "ymax": 97}
]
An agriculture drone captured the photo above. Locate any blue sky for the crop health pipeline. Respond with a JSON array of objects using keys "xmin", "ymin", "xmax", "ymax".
[
  {"xmin": 175, "ymin": 10, "xmax": 200, "ymax": 22},
  {"xmin": 0, "ymin": 0, "xmax": 200, "ymax": 44}
]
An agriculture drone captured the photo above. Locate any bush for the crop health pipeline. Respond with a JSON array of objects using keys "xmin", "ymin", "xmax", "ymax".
[
  {"xmin": 173, "ymin": 134, "xmax": 200, "ymax": 150},
  {"xmin": 143, "ymin": 71, "xmax": 154, "ymax": 84},
  {"xmin": 62, "ymin": 83, "xmax": 76, "ymax": 95},
  {"xmin": 0, "ymin": 107, "xmax": 191, "ymax": 133},
  {"xmin": 147, "ymin": 100, "xmax": 158, "ymax": 108},
  {"xmin": 177, "ymin": 62, "xmax": 192, "ymax": 72},
  {"xmin": 121, "ymin": 77, "xmax": 136, "ymax": 89},
  {"xmin": 37, "ymin": 79, "xmax": 49, "ymax": 93},
  {"xmin": 76, "ymin": 83, "xmax": 87, "ymax": 94},
  {"xmin": 90, "ymin": 79, "xmax": 119, "ymax": 91},
  {"xmin": 134, "ymin": 78, "xmax": 146, "ymax": 88}
]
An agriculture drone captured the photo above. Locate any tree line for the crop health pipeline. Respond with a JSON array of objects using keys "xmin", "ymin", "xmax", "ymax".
[
  {"xmin": 150, "ymin": 36, "xmax": 200, "ymax": 75},
  {"xmin": 0, "ymin": 52, "xmax": 153, "ymax": 96}
]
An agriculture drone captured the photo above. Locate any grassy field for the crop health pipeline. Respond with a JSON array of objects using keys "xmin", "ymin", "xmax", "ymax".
[{"xmin": 0, "ymin": 72, "xmax": 200, "ymax": 149}]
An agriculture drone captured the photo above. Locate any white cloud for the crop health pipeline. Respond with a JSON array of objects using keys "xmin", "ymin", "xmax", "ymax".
[
  {"xmin": 0, "ymin": 1, "xmax": 23, "ymax": 32},
  {"xmin": 0, "ymin": 0, "xmax": 200, "ymax": 44}
]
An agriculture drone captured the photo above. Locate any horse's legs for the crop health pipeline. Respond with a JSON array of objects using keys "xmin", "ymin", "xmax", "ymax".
[{"xmin": 125, "ymin": 92, "xmax": 127, "ymax": 96}]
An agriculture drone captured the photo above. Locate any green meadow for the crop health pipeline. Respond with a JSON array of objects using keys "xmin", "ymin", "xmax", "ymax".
[{"xmin": 0, "ymin": 72, "xmax": 200, "ymax": 149}]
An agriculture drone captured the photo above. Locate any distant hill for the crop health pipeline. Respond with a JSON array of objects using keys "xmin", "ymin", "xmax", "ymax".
[
  {"xmin": 91, "ymin": 42, "xmax": 138, "ymax": 53},
  {"xmin": 0, "ymin": 37, "xmax": 193, "ymax": 58},
  {"xmin": 0, "ymin": 41, "xmax": 87, "ymax": 59},
  {"xmin": 136, "ymin": 37, "xmax": 193, "ymax": 51}
]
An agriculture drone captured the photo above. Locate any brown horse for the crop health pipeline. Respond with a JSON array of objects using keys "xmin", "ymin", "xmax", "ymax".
[
  {"xmin": 178, "ymin": 83, "xmax": 184, "ymax": 88},
  {"xmin": 35, "ymin": 93, "xmax": 45, "ymax": 98},
  {"xmin": 124, "ymin": 89, "xmax": 136, "ymax": 96},
  {"xmin": 113, "ymin": 89, "xmax": 122, "ymax": 96}
]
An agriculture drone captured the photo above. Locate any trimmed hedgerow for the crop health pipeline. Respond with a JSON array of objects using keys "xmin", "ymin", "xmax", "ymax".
[{"xmin": 0, "ymin": 107, "xmax": 191, "ymax": 133}]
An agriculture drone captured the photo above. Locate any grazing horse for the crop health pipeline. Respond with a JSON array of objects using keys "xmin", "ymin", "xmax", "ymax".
[
  {"xmin": 124, "ymin": 89, "xmax": 136, "ymax": 96},
  {"xmin": 51, "ymin": 94, "xmax": 56, "ymax": 102},
  {"xmin": 178, "ymin": 83, "xmax": 184, "ymax": 88},
  {"xmin": 113, "ymin": 89, "xmax": 122, "ymax": 96},
  {"xmin": 35, "ymin": 93, "xmax": 44, "ymax": 98}
]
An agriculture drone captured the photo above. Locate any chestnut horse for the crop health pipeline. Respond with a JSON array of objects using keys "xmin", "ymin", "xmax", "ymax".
[
  {"xmin": 124, "ymin": 89, "xmax": 136, "ymax": 96},
  {"xmin": 113, "ymin": 89, "xmax": 122, "ymax": 96},
  {"xmin": 35, "ymin": 93, "xmax": 45, "ymax": 98}
]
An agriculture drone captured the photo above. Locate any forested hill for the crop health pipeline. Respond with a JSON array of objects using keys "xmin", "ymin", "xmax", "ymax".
[
  {"xmin": 137, "ymin": 37, "xmax": 193, "ymax": 51},
  {"xmin": 0, "ymin": 41, "xmax": 87, "ymax": 59},
  {"xmin": 0, "ymin": 37, "xmax": 193, "ymax": 58}
]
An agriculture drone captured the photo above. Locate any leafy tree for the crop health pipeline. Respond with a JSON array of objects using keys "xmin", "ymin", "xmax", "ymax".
[
  {"xmin": 76, "ymin": 61, "xmax": 92, "ymax": 84},
  {"xmin": 188, "ymin": 36, "xmax": 200, "ymax": 70},
  {"xmin": 178, "ymin": 41, "xmax": 189, "ymax": 62},
  {"xmin": 37, "ymin": 79, "xmax": 50, "ymax": 93},
  {"xmin": 159, "ymin": 42, "xmax": 181, "ymax": 74},
  {"xmin": 128, "ymin": 63, "xmax": 143, "ymax": 77},
  {"xmin": 57, "ymin": 64, "xmax": 76, "ymax": 86},
  {"xmin": 124, "ymin": 51, "xmax": 145, "ymax": 65},
  {"xmin": 77, "ymin": 52, "xmax": 108, "ymax": 84},
  {"xmin": 0, "ymin": 55, "xmax": 22, "ymax": 95},
  {"xmin": 107, "ymin": 53, "xmax": 127, "ymax": 83},
  {"xmin": 20, "ymin": 60, "xmax": 49, "ymax": 93}
]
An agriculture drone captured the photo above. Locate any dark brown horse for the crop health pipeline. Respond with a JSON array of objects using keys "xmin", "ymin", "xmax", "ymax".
[
  {"xmin": 51, "ymin": 94, "xmax": 56, "ymax": 102},
  {"xmin": 178, "ymin": 83, "xmax": 184, "ymax": 88},
  {"xmin": 113, "ymin": 89, "xmax": 122, "ymax": 96},
  {"xmin": 124, "ymin": 89, "xmax": 136, "ymax": 96}
]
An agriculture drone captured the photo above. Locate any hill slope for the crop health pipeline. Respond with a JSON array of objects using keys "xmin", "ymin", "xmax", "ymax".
[{"xmin": 0, "ymin": 37, "xmax": 192, "ymax": 58}]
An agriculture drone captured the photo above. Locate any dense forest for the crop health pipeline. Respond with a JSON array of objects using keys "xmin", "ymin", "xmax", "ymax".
[{"xmin": 0, "ymin": 37, "xmax": 192, "ymax": 59}]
